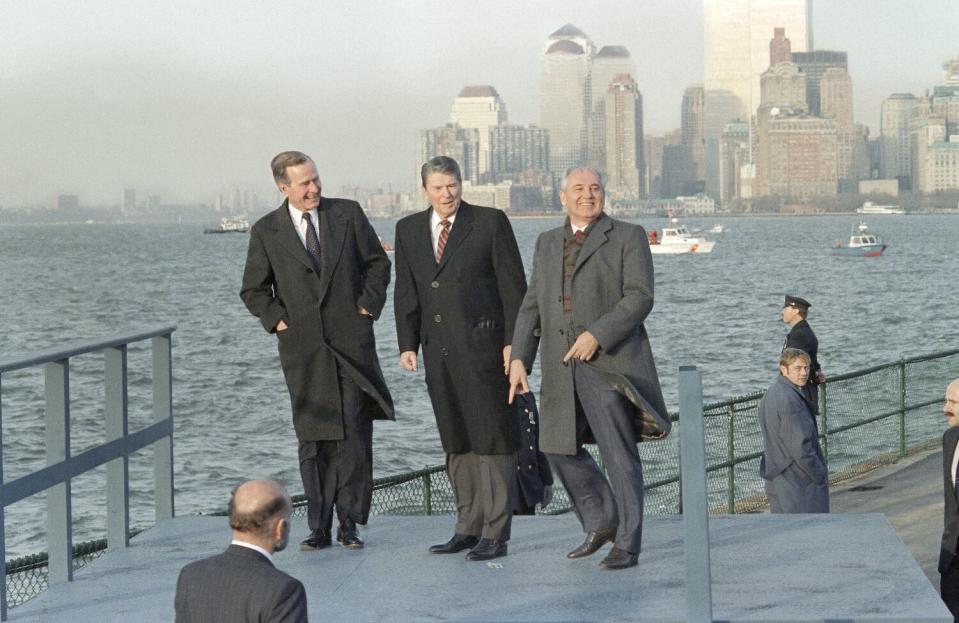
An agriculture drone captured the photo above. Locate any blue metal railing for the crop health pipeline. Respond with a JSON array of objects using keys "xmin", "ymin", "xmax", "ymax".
[{"xmin": 0, "ymin": 326, "xmax": 175, "ymax": 621}]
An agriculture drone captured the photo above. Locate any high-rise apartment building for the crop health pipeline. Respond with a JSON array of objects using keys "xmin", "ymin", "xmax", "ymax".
[
  {"xmin": 791, "ymin": 50, "xmax": 847, "ymax": 115},
  {"xmin": 488, "ymin": 124, "xmax": 550, "ymax": 182},
  {"xmin": 450, "ymin": 86, "xmax": 508, "ymax": 177},
  {"xmin": 820, "ymin": 66, "xmax": 856, "ymax": 186},
  {"xmin": 541, "ymin": 24, "xmax": 593, "ymax": 180},
  {"xmin": 415, "ymin": 124, "xmax": 481, "ymax": 184},
  {"xmin": 681, "ymin": 86, "xmax": 706, "ymax": 184},
  {"xmin": 588, "ymin": 46, "xmax": 636, "ymax": 171},
  {"xmin": 703, "ymin": 0, "xmax": 811, "ymax": 200},
  {"xmin": 604, "ymin": 74, "xmax": 644, "ymax": 199},
  {"xmin": 757, "ymin": 112, "xmax": 838, "ymax": 198}
]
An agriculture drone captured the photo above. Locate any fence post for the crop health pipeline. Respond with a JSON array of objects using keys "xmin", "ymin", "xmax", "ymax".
[
  {"xmin": 678, "ymin": 366, "xmax": 713, "ymax": 623},
  {"xmin": 820, "ymin": 382, "xmax": 829, "ymax": 464},
  {"xmin": 899, "ymin": 358, "xmax": 907, "ymax": 457},
  {"xmin": 105, "ymin": 346, "xmax": 130, "ymax": 550},
  {"xmin": 45, "ymin": 359, "xmax": 73, "ymax": 584},
  {"xmin": 422, "ymin": 468, "xmax": 433, "ymax": 516},
  {"xmin": 153, "ymin": 335, "xmax": 174, "ymax": 520},
  {"xmin": 727, "ymin": 404, "xmax": 735, "ymax": 514}
]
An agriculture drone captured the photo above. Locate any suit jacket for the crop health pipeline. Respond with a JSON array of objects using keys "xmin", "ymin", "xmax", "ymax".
[
  {"xmin": 240, "ymin": 198, "xmax": 394, "ymax": 441},
  {"xmin": 175, "ymin": 544, "xmax": 307, "ymax": 623},
  {"xmin": 511, "ymin": 213, "xmax": 670, "ymax": 456},
  {"xmin": 785, "ymin": 319, "xmax": 821, "ymax": 384},
  {"xmin": 393, "ymin": 202, "xmax": 526, "ymax": 454},
  {"xmin": 941, "ymin": 426, "xmax": 959, "ymax": 573},
  {"xmin": 513, "ymin": 391, "xmax": 553, "ymax": 514}
]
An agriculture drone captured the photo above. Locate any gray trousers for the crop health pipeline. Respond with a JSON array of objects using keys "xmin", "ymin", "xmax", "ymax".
[
  {"xmin": 547, "ymin": 362, "xmax": 645, "ymax": 554},
  {"xmin": 298, "ymin": 367, "xmax": 373, "ymax": 532},
  {"xmin": 448, "ymin": 451, "xmax": 517, "ymax": 541}
]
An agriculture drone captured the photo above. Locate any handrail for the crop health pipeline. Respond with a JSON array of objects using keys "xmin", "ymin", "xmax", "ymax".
[{"xmin": 0, "ymin": 326, "xmax": 175, "ymax": 621}]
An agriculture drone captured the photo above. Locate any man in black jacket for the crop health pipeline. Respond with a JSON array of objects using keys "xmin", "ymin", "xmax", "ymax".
[
  {"xmin": 939, "ymin": 378, "xmax": 959, "ymax": 621},
  {"xmin": 175, "ymin": 480, "xmax": 307, "ymax": 623},
  {"xmin": 781, "ymin": 295, "xmax": 826, "ymax": 413}
]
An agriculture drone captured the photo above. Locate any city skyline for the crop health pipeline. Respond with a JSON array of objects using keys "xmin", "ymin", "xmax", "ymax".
[{"xmin": 1, "ymin": 0, "xmax": 955, "ymax": 205}]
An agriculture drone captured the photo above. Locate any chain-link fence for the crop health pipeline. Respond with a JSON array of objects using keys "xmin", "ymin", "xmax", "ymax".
[{"xmin": 7, "ymin": 348, "xmax": 958, "ymax": 609}]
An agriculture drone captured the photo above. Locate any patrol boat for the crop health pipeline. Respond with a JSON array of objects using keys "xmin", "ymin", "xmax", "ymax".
[
  {"xmin": 647, "ymin": 220, "xmax": 716, "ymax": 254},
  {"xmin": 832, "ymin": 221, "xmax": 886, "ymax": 257}
]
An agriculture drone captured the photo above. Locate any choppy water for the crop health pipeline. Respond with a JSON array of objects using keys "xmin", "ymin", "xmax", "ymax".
[{"xmin": 0, "ymin": 213, "xmax": 956, "ymax": 557}]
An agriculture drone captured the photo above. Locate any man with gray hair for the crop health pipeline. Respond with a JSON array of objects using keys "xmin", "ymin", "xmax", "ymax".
[
  {"xmin": 175, "ymin": 480, "xmax": 307, "ymax": 622},
  {"xmin": 758, "ymin": 348, "xmax": 829, "ymax": 513},
  {"xmin": 509, "ymin": 167, "xmax": 670, "ymax": 570},
  {"xmin": 394, "ymin": 156, "xmax": 526, "ymax": 561},
  {"xmin": 938, "ymin": 378, "xmax": 959, "ymax": 620}
]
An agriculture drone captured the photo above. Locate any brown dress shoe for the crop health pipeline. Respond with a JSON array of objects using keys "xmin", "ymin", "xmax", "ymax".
[
  {"xmin": 599, "ymin": 547, "xmax": 638, "ymax": 570},
  {"xmin": 337, "ymin": 521, "xmax": 364, "ymax": 549},
  {"xmin": 300, "ymin": 529, "xmax": 332, "ymax": 551},
  {"xmin": 429, "ymin": 534, "xmax": 479, "ymax": 554},
  {"xmin": 566, "ymin": 527, "xmax": 617, "ymax": 559},
  {"xmin": 464, "ymin": 538, "xmax": 507, "ymax": 561}
]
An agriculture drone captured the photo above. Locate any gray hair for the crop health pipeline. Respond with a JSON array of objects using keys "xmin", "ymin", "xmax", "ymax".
[
  {"xmin": 420, "ymin": 156, "xmax": 462, "ymax": 187},
  {"xmin": 561, "ymin": 166, "xmax": 605, "ymax": 191},
  {"xmin": 271, "ymin": 151, "xmax": 313, "ymax": 184}
]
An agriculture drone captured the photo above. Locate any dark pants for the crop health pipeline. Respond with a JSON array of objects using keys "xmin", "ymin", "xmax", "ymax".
[
  {"xmin": 942, "ymin": 555, "xmax": 959, "ymax": 622},
  {"xmin": 448, "ymin": 451, "xmax": 517, "ymax": 541},
  {"xmin": 298, "ymin": 368, "xmax": 373, "ymax": 532},
  {"xmin": 547, "ymin": 362, "xmax": 645, "ymax": 554}
]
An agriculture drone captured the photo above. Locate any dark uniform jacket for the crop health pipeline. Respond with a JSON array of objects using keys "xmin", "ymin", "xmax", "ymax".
[
  {"xmin": 393, "ymin": 202, "xmax": 526, "ymax": 455},
  {"xmin": 175, "ymin": 544, "xmax": 307, "ymax": 623},
  {"xmin": 240, "ymin": 198, "xmax": 394, "ymax": 441},
  {"xmin": 941, "ymin": 426, "xmax": 959, "ymax": 573},
  {"xmin": 785, "ymin": 319, "xmax": 821, "ymax": 383}
]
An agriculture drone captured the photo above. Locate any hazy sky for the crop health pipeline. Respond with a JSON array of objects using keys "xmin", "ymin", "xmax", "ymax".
[{"xmin": 1, "ymin": 1, "xmax": 956, "ymax": 205}]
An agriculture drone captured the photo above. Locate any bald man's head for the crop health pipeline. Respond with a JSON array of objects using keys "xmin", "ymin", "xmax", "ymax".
[
  {"xmin": 228, "ymin": 480, "xmax": 291, "ymax": 538},
  {"xmin": 945, "ymin": 379, "xmax": 959, "ymax": 428}
]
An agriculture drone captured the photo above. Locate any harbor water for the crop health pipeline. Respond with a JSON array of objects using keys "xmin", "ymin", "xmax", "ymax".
[{"xmin": 0, "ymin": 213, "xmax": 956, "ymax": 558}]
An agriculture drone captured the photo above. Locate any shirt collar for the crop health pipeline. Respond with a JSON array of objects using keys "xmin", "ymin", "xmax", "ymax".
[
  {"xmin": 287, "ymin": 201, "xmax": 318, "ymax": 226},
  {"xmin": 231, "ymin": 539, "xmax": 274, "ymax": 564},
  {"xmin": 430, "ymin": 206, "xmax": 458, "ymax": 230}
]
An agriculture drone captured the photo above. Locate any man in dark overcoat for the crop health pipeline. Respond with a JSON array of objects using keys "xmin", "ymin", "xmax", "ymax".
[
  {"xmin": 758, "ymin": 348, "xmax": 829, "ymax": 513},
  {"xmin": 781, "ymin": 294, "xmax": 826, "ymax": 413},
  {"xmin": 938, "ymin": 378, "xmax": 959, "ymax": 621},
  {"xmin": 394, "ymin": 156, "xmax": 526, "ymax": 562},
  {"xmin": 240, "ymin": 151, "xmax": 393, "ymax": 551},
  {"xmin": 175, "ymin": 480, "xmax": 307, "ymax": 623},
  {"xmin": 509, "ymin": 167, "xmax": 670, "ymax": 571}
]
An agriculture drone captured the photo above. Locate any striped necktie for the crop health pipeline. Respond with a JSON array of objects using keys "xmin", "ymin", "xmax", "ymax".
[
  {"xmin": 303, "ymin": 212, "xmax": 321, "ymax": 272},
  {"xmin": 435, "ymin": 219, "xmax": 451, "ymax": 264}
]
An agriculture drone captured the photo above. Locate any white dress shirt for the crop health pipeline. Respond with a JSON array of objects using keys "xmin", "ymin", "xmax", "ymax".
[
  {"xmin": 287, "ymin": 203, "xmax": 320, "ymax": 250},
  {"xmin": 430, "ymin": 208, "xmax": 458, "ymax": 256},
  {"xmin": 231, "ymin": 539, "xmax": 274, "ymax": 565}
]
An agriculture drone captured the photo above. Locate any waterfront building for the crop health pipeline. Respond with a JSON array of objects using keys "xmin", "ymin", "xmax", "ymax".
[
  {"xmin": 415, "ymin": 124, "xmax": 481, "ymax": 184},
  {"xmin": 792, "ymin": 50, "xmax": 847, "ymax": 115},
  {"xmin": 820, "ymin": 66, "xmax": 856, "ymax": 188},
  {"xmin": 644, "ymin": 134, "xmax": 667, "ymax": 198},
  {"xmin": 880, "ymin": 94, "xmax": 919, "ymax": 188},
  {"xmin": 604, "ymin": 74, "xmax": 645, "ymax": 200},
  {"xmin": 541, "ymin": 24, "xmax": 593, "ymax": 180},
  {"xmin": 912, "ymin": 117, "xmax": 959, "ymax": 193},
  {"xmin": 122, "ymin": 188, "xmax": 136, "ymax": 214},
  {"xmin": 760, "ymin": 62, "xmax": 807, "ymax": 111},
  {"xmin": 488, "ymin": 124, "xmax": 550, "ymax": 183},
  {"xmin": 756, "ymin": 109, "xmax": 838, "ymax": 198},
  {"xmin": 703, "ymin": 0, "xmax": 810, "ymax": 199},
  {"xmin": 450, "ymin": 85, "xmax": 508, "ymax": 177},
  {"xmin": 676, "ymin": 194, "xmax": 716, "ymax": 214},
  {"xmin": 588, "ymin": 45, "xmax": 636, "ymax": 171},
  {"xmin": 720, "ymin": 121, "xmax": 752, "ymax": 200},
  {"xmin": 57, "ymin": 194, "xmax": 79, "ymax": 211},
  {"xmin": 680, "ymin": 86, "xmax": 707, "ymax": 191}
]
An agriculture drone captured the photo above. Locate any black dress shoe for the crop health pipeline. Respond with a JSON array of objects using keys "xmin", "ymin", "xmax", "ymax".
[
  {"xmin": 566, "ymin": 526, "xmax": 617, "ymax": 559},
  {"xmin": 336, "ymin": 521, "xmax": 364, "ymax": 549},
  {"xmin": 465, "ymin": 538, "xmax": 507, "ymax": 561},
  {"xmin": 599, "ymin": 547, "xmax": 638, "ymax": 570},
  {"xmin": 300, "ymin": 529, "xmax": 332, "ymax": 551},
  {"xmin": 429, "ymin": 533, "xmax": 479, "ymax": 554}
]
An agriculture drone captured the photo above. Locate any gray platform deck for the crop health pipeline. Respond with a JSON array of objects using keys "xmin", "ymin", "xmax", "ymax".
[{"xmin": 12, "ymin": 513, "xmax": 951, "ymax": 622}]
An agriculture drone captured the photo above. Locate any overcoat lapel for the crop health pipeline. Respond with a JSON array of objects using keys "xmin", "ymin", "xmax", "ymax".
[
  {"xmin": 543, "ymin": 229, "xmax": 565, "ymax": 291},
  {"xmin": 574, "ymin": 213, "xmax": 612, "ymax": 275},
  {"xmin": 316, "ymin": 200, "xmax": 347, "ymax": 301},
  {"xmin": 273, "ymin": 203, "xmax": 315, "ymax": 270},
  {"xmin": 948, "ymin": 430, "xmax": 959, "ymax": 503},
  {"xmin": 435, "ymin": 203, "xmax": 475, "ymax": 276}
]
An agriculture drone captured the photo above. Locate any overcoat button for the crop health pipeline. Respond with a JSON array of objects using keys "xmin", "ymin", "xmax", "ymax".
[
  {"xmin": 431, "ymin": 281, "xmax": 439, "ymax": 288},
  {"xmin": 434, "ymin": 314, "xmax": 442, "ymax": 323}
]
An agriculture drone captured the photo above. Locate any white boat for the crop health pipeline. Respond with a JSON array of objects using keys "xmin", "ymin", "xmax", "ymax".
[
  {"xmin": 832, "ymin": 221, "xmax": 886, "ymax": 257},
  {"xmin": 648, "ymin": 220, "xmax": 716, "ymax": 254},
  {"xmin": 856, "ymin": 202, "xmax": 904, "ymax": 215},
  {"xmin": 204, "ymin": 216, "xmax": 250, "ymax": 234},
  {"xmin": 708, "ymin": 224, "xmax": 726, "ymax": 234}
]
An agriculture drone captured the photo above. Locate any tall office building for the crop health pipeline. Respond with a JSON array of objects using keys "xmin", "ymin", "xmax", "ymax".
[
  {"xmin": 757, "ymin": 112, "xmax": 838, "ymax": 198},
  {"xmin": 681, "ymin": 86, "xmax": 706, "ymax": 184},
  {"xmin": 792, "ymin": 50, "xmax": 847, "ymax": 115},
  {"xmin": 759, "ymin": 62, "xmax": 807, "ymax": 111},
  {"xmin": 488, "ymin": 124, "xmax": 550, "ymax": 182},
  {"xmin": 415, "ymin": 124, "xmax": 481, "ymax": 184},
  {"xmin": 703, "ymin": 0, "xmax": 810, "ymax": 199},
  {"xmin": 450, "ymin": 86, "xmax": 508, "ymax": 178},
  {"xmin": 769, "ymin": 27, "xmax": 792, "ymax": 65},
  {"xmin": 587, "ymin": 46, "xmax": 636, "ymax": 171},
  {"xmin": 541, "ymin": 24, "xmax": 593, "ymax": 180},
  {"xmin": 604, "ymin": 74, "xmax": 644, "ymax": 199},
  {"xmin": 820, "ymin": 66, "xmax": 856, "ymax": 186}
]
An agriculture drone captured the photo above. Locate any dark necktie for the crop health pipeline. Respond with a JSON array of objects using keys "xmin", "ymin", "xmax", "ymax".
[
  {"xmin": 953, "ymin": 445, "xmax": 959, "ymax": 501},
  {"xmin": 435, "ymin": 219, "xmax": 451, "ymax": 264},
  {"xmin": 303, "ymin": 212, "xmax": 321, "ymax": 272}
]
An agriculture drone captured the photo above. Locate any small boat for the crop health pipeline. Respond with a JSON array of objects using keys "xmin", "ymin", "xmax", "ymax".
[
  {"xmin": 648, "ymin": 220, "xmax": 716, "ymax": 255},
  {"xmin": 204, "ymin": 216, "xmax": 250, "ymax": 234},
  {"xmin": 857, "ymin": 201, "xmax": 904, "ymax": 215},
  {"xmin": 708, "ymin": 224, "xmax": 726, "ymax": 234},
  {"xmin": 832, "ymin": 221, "xmax": 886, "ymax": 257}
]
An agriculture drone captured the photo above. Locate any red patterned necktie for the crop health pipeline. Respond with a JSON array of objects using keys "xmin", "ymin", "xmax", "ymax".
[{"xmin": 435, "ymin": 219, "xmax": 451, "ymax": 263}]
